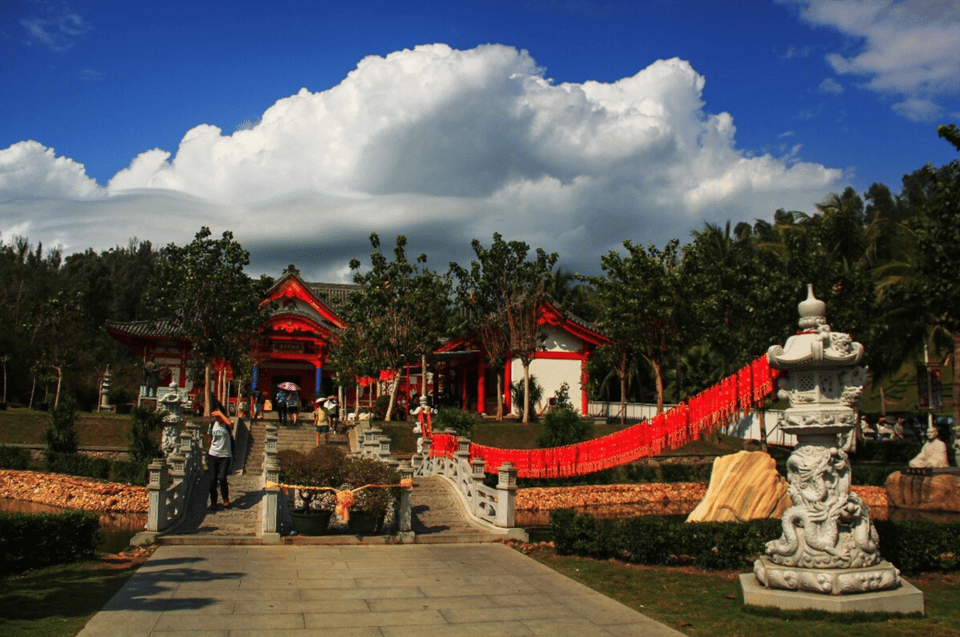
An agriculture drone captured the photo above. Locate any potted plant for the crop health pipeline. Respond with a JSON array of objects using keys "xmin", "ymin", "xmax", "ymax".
[
  {"xmin": 342, "ymin": 456, "xmax": 400, "ymax": 535},
  {"xmin": 278, "ymin": 445, "xmax": 346, "ymax": 535}
]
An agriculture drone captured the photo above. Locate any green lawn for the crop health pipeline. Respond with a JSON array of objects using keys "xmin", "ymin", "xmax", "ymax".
[
  {"xmin": 523, "ymin": 545, "xmax": 959, "ymax": 637},
  {"xmin": 0, "ymin": 549, "xmax": 154, "ymax": 637},
  {"xmin": 0, "ymin": 407, "xmax": 167, "ymax": 448}
]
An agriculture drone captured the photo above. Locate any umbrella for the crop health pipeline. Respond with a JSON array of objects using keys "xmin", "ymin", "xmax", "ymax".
[{"xmin": 277, "ymin": 382, "xmax": 299, "ymax": 391}]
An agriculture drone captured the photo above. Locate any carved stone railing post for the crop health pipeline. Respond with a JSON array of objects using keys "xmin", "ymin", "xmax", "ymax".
[
  {"xmin": 495, "ymin": 462, "xmax": 517, "ymax": 528},
  {"xmin": 262, "ymin": 423, "xmax": 283, "ymax": 540},
  {"xmin": 471, "ymin": 457, "xmax": 485, "ymax": 481},
  {"xmin": 398, "ymin": 464, "xmax": 414, "ymax": 533},
  {"xmin": 146, "ymin": 458, "xmax": 169, "ymax": 532},
  {"xmin": 378, "ymin": 434, "xmax": 392, "ymax": 459}
]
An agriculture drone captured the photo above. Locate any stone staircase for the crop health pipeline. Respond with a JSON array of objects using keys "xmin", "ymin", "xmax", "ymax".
[
  {"xmin": 274, "ymin": 424, "xmax": 351, "ymax": 454},
  {"xmin": 242, "ymin": 418, "xmax": 266, "ymax": 474}
]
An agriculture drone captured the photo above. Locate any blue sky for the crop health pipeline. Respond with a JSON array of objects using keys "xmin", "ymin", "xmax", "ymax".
[{"xmin": 1, "ymin": 0, "xmax": 958, "ymax": 281}]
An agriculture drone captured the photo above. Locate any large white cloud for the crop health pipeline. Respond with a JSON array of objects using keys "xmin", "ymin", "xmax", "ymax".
[
  {"xmin": 1, "ymin": 44, "xmax": 841, "ymax": 280},
  {"xmin": 786, "ymin": 0, "xmax": 960, "ymax": 121},
  {"xmin": 0, "ymin": 140, "xmax": 103, "ymax": 201}
]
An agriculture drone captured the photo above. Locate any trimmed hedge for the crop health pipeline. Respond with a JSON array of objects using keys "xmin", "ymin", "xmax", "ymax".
[
  {"xmin": 45, "ymin": 451, "xmax": 111, "ymax": 480},
  {"xmin": 550, "ymin": 509, "xmax": 960, "ymax": 575},
  {"xmin": 0, "ymin": 444, "xmax": 31, "ymax": 470},
  {"xmin": 0, "ymin": 510, "xmax": 100, "ymax": 575},
  {"xmin": 42, "ymin": 452, "xmax": 149, "ymax": 486}
]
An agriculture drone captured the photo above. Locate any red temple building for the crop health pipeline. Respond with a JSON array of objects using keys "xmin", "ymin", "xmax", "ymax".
[{"xmin": 106, "ymin": 265, "xmax": 609, "ymax": 416}]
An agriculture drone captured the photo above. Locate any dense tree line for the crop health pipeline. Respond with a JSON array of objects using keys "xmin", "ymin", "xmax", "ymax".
[
  {"xmin": 2, "ymin": 126, "xmax": 957, "ymax": 430},
  {"xmin": 0, "ymin": 237, "xmax": 159, "ymax": 409}
]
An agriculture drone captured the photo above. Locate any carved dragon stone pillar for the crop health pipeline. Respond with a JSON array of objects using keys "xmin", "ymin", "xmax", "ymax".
[{"xmin": 752, "ymin": 285, "xmax": 901, "ymax": 595}]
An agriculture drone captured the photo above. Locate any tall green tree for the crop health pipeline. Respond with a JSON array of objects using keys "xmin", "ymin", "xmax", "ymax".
[
  {"xmin": 591, "ymin": 239, "xmax": 683, "ymax": 415},
  {"xmin": 909, "ymin": 125, "xmax": 960, "ymax": 436},
  {"xmin": 343, "ymin": 233, "xmax": 453, "ymax": 422},
  {"xmin": 149, "ymin": 227, "xmax": 270, "ymax": 416},
  {"xmin": 452, "ymin": 234, "xmax": 557, "ymax": 423}
]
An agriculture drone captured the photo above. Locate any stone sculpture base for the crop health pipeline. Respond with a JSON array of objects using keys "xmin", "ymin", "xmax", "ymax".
[
  {"xmin": 753, "ymin": 555, "xmax": 901, "ymax": 595},
  {"xmin": 741, "ymin": 572, "xmax": 924, "ymax": 614}
]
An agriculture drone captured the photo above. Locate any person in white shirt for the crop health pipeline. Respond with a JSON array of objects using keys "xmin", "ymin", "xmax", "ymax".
[{"xmin": 207, "ymin": 406, "xmax": 233, "ymax": 510}]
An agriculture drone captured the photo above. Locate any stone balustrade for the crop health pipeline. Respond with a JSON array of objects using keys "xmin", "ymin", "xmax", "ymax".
[
  {"xmin": 411, "ymin": 431, "xmax": 518, "ymax": 529},
  {"xmin": 146, "ymin": 422, "xmax": 203, "ymax": 532}
]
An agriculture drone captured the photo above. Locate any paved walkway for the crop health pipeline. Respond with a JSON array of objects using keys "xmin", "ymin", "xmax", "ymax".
[{"xmin": 77, "ymin": 543, "xmax": 684, "ymax": 637}]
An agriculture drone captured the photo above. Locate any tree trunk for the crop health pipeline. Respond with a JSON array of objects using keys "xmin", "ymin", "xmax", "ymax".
[
  {"xmin": 652, "ymin": 358, "xmax": 664, "ymax": 415},
  {"xmin": 758, "ymin": 402, "xmax": 768, "ymax": 453},
  {"xmin": 29, "ymin": 376, "xmax": 36, "ymax": 410},
  {"xmin": 54, "ymin": 366, "xmax": 63, "ymax": 409},
  {"xmin": 421, "ymin": 354, "xmax": 428, "ymax": 396},
  {"xmin": 619, "ymin": 350, "xmax": 628, "ymax": 425},
  {"xmin": 204, "ymin": 364, "xmax": 212, "ymax": 417},
  {"xmin": 953, "ymin": 332, "xmax": 960, "ymax": 459},
  {"xmin": 879, "ymin": 386, "xmax": 887, "ymax": 418},
  {"xmin": 522, "ymin": 361, "xmax": 531, "ymax": 424},
  {"xmin": 385, "ymin": 377, "xmax": 400, "ymax": 422}
]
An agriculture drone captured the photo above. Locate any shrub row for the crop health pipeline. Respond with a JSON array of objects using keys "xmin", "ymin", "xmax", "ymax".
[
  {"xmin": 550, "ymin": 509, "xmax": 960, "ymax": 575},
  {"xmin": 853, "ymin": 441, "xmax": 923, "ymax": 464},
  {"xmin": 550, "ymin": 509, "xmax": 781, "ymax": 570},
  {"xmin": 44, "ymin": 451, "xmax": 150, "ymax": 486},
  {"xmin": 0, "ymin": 444, "xmax": 31, "ymax": 470},
  {"xmin": 0, "ymin": 510, "xmax": 100, "ymax": 575}
]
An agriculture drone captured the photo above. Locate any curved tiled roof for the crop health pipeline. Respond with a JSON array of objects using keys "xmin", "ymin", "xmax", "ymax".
[{"xmin": 105, "ymin": 318, "xmax": 185, "ymax": 339}]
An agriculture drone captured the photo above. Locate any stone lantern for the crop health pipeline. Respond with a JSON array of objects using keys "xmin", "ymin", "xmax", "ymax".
[
  {"xmin": 99, "ymin": 366, "xmax": 113, "ymax": 412},
  {"xmin": 742, "ymin": 285, "xmax": 923, "ymax": 613}
]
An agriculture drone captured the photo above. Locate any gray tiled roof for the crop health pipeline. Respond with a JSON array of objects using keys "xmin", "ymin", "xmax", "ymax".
[{"xmin": 104, "ymin": 318, "xmax": 185, "ymax": 339}]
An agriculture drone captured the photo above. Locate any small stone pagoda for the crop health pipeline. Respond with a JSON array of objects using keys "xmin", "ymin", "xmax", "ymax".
[{"xmin": 742, "ymin": 285, "xmax": 923, "ymax": 613}]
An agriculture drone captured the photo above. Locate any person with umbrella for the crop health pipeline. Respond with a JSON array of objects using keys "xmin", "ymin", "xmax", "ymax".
[
  {"xmin": 276, "ymin": 381, "xmax": 300, "ymax": 426},
  {"xmin": 286, "ymin": 387, "xmax": 301, "ymax": 425}
]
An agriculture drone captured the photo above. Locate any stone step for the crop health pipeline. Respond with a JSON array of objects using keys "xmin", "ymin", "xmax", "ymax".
[
  {"xmin": 158, "ymin": 535, "xmax": 261, "ymax": 546},
  {"xmin": 413, "ymin": 532, "xmax": 501, "ymax": 544}
]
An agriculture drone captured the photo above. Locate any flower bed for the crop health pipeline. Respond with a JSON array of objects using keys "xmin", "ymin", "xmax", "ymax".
[{"xmin": 516, "ymin": 483, "xmax": 888, "ymax": 512}]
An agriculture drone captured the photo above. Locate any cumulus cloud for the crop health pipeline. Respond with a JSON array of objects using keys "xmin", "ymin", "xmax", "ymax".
[
  {"xmin": 1, "ymin": 44, "xmax": 841, "ymax": 280},
  {"xmin": 0, "ymin": 140, "xmax": 103, "ymax": 200},
  {"xmin": 786, "ymin": 0, "xmax": 960, "ymax": 120}
]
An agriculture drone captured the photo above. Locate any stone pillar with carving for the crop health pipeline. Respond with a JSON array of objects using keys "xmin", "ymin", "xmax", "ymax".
[{"xmin": 752, "ymin": 285, "xmax": 899, "ymax": 595}]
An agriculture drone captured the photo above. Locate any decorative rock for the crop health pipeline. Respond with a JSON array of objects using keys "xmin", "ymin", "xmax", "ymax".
[
  {"xmin": 885, "ymin": 471, "xmax": 960, "ymax": 512},
  {"xmin": 687, "ymin": 451, "xmax": 788, "ymax": 522}
]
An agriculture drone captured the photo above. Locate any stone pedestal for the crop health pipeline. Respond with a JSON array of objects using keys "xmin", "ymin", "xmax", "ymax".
[{"xmin": 741, "ymin": 572, "xmax": 924, "ymax": 614}]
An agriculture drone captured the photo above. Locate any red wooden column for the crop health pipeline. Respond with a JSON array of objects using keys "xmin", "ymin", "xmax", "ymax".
[{"xmin": 477, "ymin": 360, "xmax": 488, "ymax": 415}]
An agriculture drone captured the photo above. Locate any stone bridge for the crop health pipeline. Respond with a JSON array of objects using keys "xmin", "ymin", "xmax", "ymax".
[{"xmin": 137, "ymin": 413, "xmax": 526, "ymax": 546}]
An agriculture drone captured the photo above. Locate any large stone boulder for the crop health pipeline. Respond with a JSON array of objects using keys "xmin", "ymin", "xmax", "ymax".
[
  {"xmin": 885, "ymin": 471, "xmax": 960, "ymax": 512},
  {"xmin": 686, "ymin": 450, "xmax": 789, "ymax": 522}
]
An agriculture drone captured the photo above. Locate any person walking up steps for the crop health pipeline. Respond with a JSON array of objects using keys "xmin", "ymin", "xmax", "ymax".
[
  {"xmin": 207, "ymin": 403, "xmax": 233, "ymax": 510},
  {"xmin": 275, "ymin": 388, "xmax": 287, "ymax": 426}
]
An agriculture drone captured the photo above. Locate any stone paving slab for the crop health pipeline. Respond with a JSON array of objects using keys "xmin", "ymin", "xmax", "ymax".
[{"xmin": 77, "ymin": 544, "xmax": 684, "ymax": 637}]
